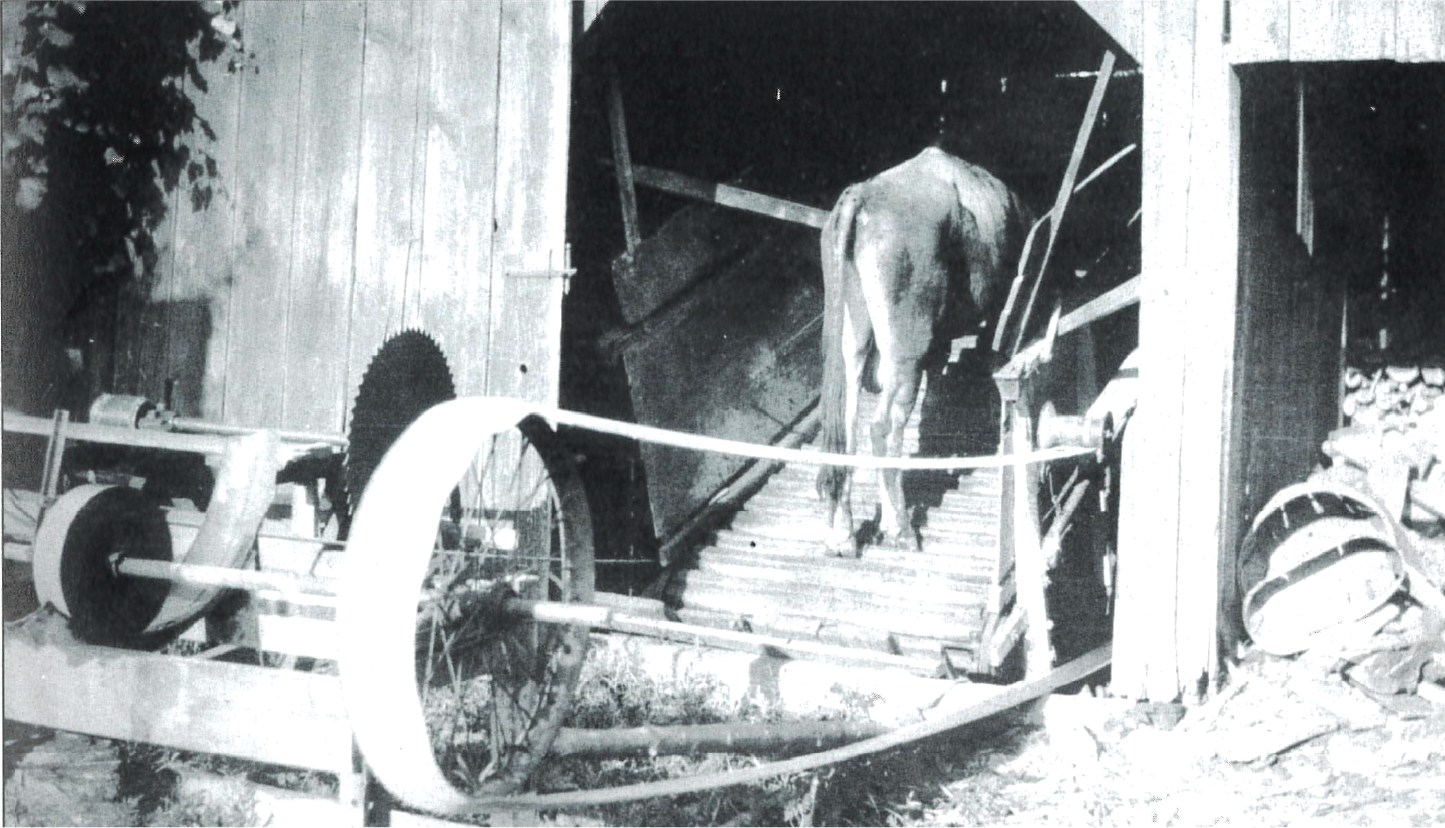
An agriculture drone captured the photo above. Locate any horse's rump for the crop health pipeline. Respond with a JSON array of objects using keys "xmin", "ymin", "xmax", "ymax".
[{"xmin": 814, "ymin": 147, "xmax": 1028, "ymax": 547}]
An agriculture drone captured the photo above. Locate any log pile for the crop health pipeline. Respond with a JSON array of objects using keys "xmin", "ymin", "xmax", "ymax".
[{"xmin": 1342, "ymin": 364, "xmax": 1445, "ymax": 425}]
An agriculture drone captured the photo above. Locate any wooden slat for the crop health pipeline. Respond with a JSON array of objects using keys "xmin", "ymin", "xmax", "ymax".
[
  {"xmin": 630, "ymin": 163, "xmax": 829, "ymax": 229},
  {"xmin": 348, "ymin": 1, "xmax": 432, "ymax": 420},
  {"xmin": 4, "ymin": 624, "xmax": 351, "ymax": 773},
  {"xmin": 281, "ymin": 1, "xmax": 367, "ymax": 435},
  {"xmin": 606, "ymin": 65, "xmax": 642, "ymax": 256},
  {"xmin": 221, "ymin": 1, "xmax": 305, "ymax": 428},
  {"xmin": 487, "ymin": 0, "xmax": 572, "ymax": 407},
  {"xmin": 1289, "ymin": 0, "xmax": 1397, "ymax": 61},
  {"xmin": 417, "ymin": 0, "xmax": 502, "ymax": 398},
  {"xmin": 166, "ymin": 46, "xmax": 244, "ymax": 421},
  {"xmin": 1225, "ymin": 0, "xmax": 1291, "ymax": 63}
]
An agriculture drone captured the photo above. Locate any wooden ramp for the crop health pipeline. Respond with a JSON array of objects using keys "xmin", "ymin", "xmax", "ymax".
[{"xmin": 656, "ymin": 368, "xmax": 1016, "ymax": 677}]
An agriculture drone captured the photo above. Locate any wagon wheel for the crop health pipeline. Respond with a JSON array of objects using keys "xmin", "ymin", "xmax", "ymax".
[{"xmin": 339, "ymin": 398, "xmax": 595, "ymax": 814}]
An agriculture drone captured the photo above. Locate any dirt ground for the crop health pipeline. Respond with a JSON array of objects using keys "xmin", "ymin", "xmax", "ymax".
[{"xmin": 918, "ymin": 662, "xmax": 1445, "ymax": 828}]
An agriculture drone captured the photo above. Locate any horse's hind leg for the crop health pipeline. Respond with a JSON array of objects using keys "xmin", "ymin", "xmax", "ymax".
[
  {"xmin": 871, "ymin": 359, "xmax": 923, "ymax": 549},
  {"xmin": 825, "ymin": 301, "xmax": 871, "ymax": 557}
]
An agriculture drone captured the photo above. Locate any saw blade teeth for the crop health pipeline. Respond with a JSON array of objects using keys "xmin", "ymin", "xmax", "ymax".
[{"xmin": 342, "ymin": 330, "xmax": 457, "ymax": 530}]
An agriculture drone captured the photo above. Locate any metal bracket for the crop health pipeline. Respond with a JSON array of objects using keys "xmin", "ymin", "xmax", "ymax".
[{"xmin": 505, "ymin": 246, "xmax": 576, "ymax": 294}]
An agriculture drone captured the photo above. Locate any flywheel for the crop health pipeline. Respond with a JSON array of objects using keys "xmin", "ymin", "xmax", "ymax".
[{"xmin": 344, "ymin": 330, "xmax": 457, "ymax": 532}]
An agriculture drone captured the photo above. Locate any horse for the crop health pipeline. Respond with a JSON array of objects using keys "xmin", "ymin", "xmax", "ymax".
[{"xmin": 815, "ymin": 147, "xmax": 1031, "ymax": 555}]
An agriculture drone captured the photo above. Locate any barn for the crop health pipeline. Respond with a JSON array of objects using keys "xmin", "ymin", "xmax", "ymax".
[{"xmin": 3, "ymin": 1, "xmax": 1443, "ymax": 811}]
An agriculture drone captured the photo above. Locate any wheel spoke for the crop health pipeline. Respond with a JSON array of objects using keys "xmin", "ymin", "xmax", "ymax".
[{"xmin": 343, "ymin": 405, "xmax": 594, "ymax": 811}]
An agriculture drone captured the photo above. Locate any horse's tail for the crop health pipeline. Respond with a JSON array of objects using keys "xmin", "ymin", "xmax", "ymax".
[{"xmin": 816, "ymin": 185, "xmax": 863, "ymax": 503}]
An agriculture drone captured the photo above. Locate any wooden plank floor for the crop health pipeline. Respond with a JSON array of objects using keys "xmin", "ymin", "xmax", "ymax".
[{"xmin": 660, "ymin": 369, "xmax": 1006, "ymax": 675}]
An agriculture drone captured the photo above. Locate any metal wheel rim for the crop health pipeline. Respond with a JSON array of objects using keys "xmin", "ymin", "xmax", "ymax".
[{"xmin": 339, "ymin": 397, "xmax": 595, "ymax": 815}]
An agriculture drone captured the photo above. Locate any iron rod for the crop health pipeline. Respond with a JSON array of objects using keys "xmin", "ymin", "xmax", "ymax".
[{"xmin": 116, "ymin": 558, "xmax": 339, "ymax": 607}]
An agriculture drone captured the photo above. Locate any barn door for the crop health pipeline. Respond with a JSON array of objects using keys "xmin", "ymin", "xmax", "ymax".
[{"xmin": 480, "ymin": 0, "xmax": 572, "ymax": 560}]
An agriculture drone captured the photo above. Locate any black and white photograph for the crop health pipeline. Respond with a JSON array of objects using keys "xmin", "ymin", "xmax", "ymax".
[{"xmin": 2, "ymin": 1, "xmax": 1443, "ymax": 825}]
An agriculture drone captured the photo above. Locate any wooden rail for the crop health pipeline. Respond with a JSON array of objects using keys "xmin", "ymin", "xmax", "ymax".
[
  {"xmin": 604, "ymin": 159, "xmax": 830, "ymax": 229},
  {"xmin": 4, "ymin": 616, "xmax": 353, "ymax": 773},
  {"xmin": 2, "ymin": 410, "xmax": 343, "ymax": 457}
]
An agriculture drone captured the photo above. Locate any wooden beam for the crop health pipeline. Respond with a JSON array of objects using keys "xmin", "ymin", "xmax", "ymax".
[
  {"xmin": 1006, "ymin": 275, "xmax": 1141, "ymax": 372},
  {"xmin": 1011, "ymin": 50, "xmax": 1116, "ymax": 357},
  {"xmin": 550, "ymin": 719, "xmax": 888, "ymax": 759},
  {"xmin": 518, "ymin": 597, "xmax": 944, "ymax": 675},
  {"xmin": 1117, "ymin": 0, "xmax": 1241, "ymax": 701},
  {"xmin": 1225, "ymin": 0, "xmax": 1445, "ymax": 63},
  {"xmin": 1, "ymin": 411, "xmax": 342, "ymax": 457},
  {"xmin": 3, "ymin": 411, "xmax": 235, "ymax": 455},
  {"xmin": 628, "ymin": 163, "xmax": 829, "ymax": 229},
  {"xmin": 605, "ymin": 65, "xmax": 641, "ymax": 255},
  {"xmin": 4, "ymin": 617, "xmax": 352, "ymax": 773}
]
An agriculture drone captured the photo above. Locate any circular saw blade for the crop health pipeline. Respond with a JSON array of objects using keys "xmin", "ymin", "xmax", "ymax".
[{"xmin": 343, "ymin": 330, "xmax": 457, "ymax": 530}]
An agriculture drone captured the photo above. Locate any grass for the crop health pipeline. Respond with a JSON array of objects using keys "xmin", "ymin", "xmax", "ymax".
[
  {"xmin": 531, "ymin": 643, "xmax": 1026, "ymax": 827},
  {"xmin": 31, "ymin": 641, "xmax": 1029, "ymax": 827}
]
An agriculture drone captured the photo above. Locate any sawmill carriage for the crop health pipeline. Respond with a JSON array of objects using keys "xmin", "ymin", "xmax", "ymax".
[{"xmin": 7, "ymin": 0, "xmax": 1440, "ymax": 819}]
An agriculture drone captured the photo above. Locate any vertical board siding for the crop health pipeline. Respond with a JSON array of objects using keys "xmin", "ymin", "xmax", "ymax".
[
  {"xmin": 1289, "ymin": 0, "xmax": 1397, "ymax": 61},
  {"xmin": 487, "ymin": 0, "xmax": 571, "ymax": 407},
  {"xmin": 281, "ymin": 2, "xmax": 368, "ymax": 434},
  {"xmin": 115, "ymin": 1, "xmax": 570, "ymax": 436},
  {"xmin": 1397, "ymin": 0, "xmax": 1445, "ymax": 61},
  {"xmin": 113, "ymin": 210, "xmax": 176, "ymax": 405},
  {"xmin": 1227, "ymin": 0, "xmax": 1445, "ymax": 64},
  {"xmin": 417, "ymin": 1, "xmax": 503, "ymax": 398},
  {"xmin": 1226, "ymin": 0, "xmax": 1291, "ymax": 63},
  {"xmin": 221, "ymin": 1, "xmax": 306, "ymax": 428},
  {"xmin": 166, "ymin": 51, "xmax": 243, "ymax": 421},
  {"xmin": 347, "ymin": 3, "xmax": 431, "ymax": 416}
]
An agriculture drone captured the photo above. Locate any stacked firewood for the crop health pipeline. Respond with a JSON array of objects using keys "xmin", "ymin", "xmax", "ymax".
[{"xmin": 1343, "ymin": 364, "xmax": 1445, "ymax": 425}]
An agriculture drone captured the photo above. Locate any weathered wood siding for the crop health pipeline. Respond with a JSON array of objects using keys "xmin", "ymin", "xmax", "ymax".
[
  {"xmin": 1226, "ymin": 0, "xmax": 1445, "ymax": 63},
  {"xmin": 112, "ymin": 1, "xmax": 571, "ymax": 434}
]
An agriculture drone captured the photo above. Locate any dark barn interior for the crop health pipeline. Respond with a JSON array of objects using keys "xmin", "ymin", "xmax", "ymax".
[
  {"xmin": 559, "ymin": 2, "xmax": 1143, "ymax": 595},
  {"xmin": 1224, "ymin": 61, "xmax": 1445, "ymax": 638}
]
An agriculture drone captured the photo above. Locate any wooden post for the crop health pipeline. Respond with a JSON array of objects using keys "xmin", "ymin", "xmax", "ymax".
[
  {"xmin": 1115, "ymin": 0, "xmax": 1240, "ymax": 701},
  {"xmin": 994, "ymin": 371, "xmax": 1053, "ymax": 679}
]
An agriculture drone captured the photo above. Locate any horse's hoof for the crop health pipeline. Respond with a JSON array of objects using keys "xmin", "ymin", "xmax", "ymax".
[
  {"xmin": 823, "ymin": 538, "xmax": 857, "ymax": 558},
  {"xmin": 883, "ymin": 530, "xmax": 918, "ymax": 552}
]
